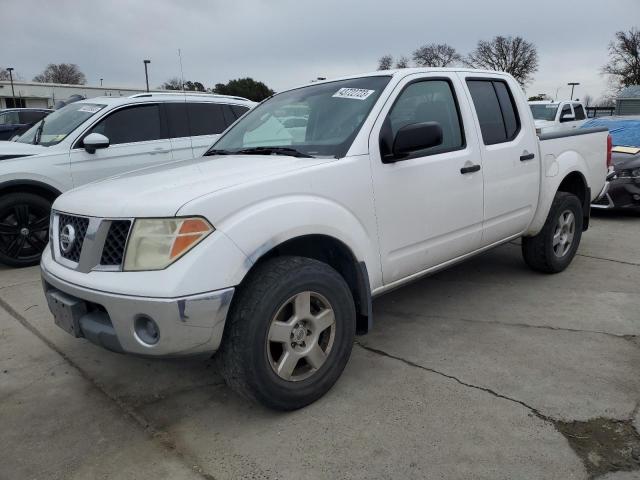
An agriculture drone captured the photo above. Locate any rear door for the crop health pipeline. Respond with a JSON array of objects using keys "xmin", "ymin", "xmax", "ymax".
[
  {"xmin": 369, "ymin": 73, "xmax": 484, "ymax": 285},
  {"xmin": 461, "ymin": 74, "xmax": 540, "ymax": 246},
  {"xmin": 69, "ymin": 103, "xmax": 173, "ymax": 187}
]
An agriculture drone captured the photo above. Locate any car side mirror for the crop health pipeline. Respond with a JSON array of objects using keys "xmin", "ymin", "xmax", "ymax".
[
  {"xmin": 560, "ymin": 113, "xmax": 575, "ymax": 123},
  {"xmin": 389, "ymin": 122, "xmax": 443, "ymax": 161},
  {"xmin": 83, "ymin": 133, "xmax": 110, "ymax": 154}
]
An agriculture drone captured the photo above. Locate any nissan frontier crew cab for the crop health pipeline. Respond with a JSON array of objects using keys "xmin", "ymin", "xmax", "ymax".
[{"xmin": 41, "ymin": 68, "xmax": 610, "ymax": 410}]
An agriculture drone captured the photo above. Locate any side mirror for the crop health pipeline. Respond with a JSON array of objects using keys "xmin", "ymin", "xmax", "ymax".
[
  {"xmin": 389, "ymin": 122, "xmax": 443, "ymax": 160},
  {"xmin": 83, "ymin": 133, "xmax": 110, "ymax": 154},
  {"xmin": 560, "ymin": 113, "xmax": 575, "ymax": 123}
]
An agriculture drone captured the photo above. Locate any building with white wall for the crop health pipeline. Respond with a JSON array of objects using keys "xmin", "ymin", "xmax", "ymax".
[{"xmin": 0, "ymin": 80, "xmax": 161, "ymax": 109}]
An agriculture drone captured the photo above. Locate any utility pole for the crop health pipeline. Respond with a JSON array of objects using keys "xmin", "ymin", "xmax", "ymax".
[
  {"xmin": 568, "ymin": 82, "xmax": 580, "ymax": 101},
  {"xmin": 7, "ymin": 67, "xmax": 16, "ymax": 107},
  {"xmin": 100, "ymin": 78, "xmax": 103, "ymax": 87},
  {"xmin": 143, "ymin": 60, "xmax": 151, "ymax": 92}
]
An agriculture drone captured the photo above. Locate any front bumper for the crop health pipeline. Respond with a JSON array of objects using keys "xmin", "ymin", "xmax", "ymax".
[
  {"xmin": 592, "ymin": 177, "xmax": 640, "ymax": 210},
  {"xmin": 41, "ymin": 264, "xmax": 234, "ymax": 357}
]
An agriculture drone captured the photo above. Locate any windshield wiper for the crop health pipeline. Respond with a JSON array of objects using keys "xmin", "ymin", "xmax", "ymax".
[
  {"xmin": 235, "ymin": 147, "xmax": 313, "ymax": 158},
  {"xmin": 33, "ymin": 119, "xmax": 45, "ymax": 145},
  {"xmin": 203, "ymin": 149, "xmax": 232, "ymax": 156}
]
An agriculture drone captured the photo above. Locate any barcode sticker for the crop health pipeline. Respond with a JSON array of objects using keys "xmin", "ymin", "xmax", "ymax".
[
  {"xmin": 78, "ymin": 105, "xmax": 102, "ymax": 113},
  {"xmin": 332, "ymin": 88, "xmax": 375, "ymax": 101}
]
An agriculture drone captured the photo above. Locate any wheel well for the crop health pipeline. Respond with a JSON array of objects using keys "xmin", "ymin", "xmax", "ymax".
[
  {"xmin": 248, "ymin": 235, "xmax": 372, "ymax": 334},
  {"xmin": 0, "ymin": 181, "xmax": 61, "ymax": 203},
  {"xmin": 557, "ymin": 171, "xmax": 590, "ymax": 230}
]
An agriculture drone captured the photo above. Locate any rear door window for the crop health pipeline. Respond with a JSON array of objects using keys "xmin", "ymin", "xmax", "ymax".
[
  {"xmin": 89, "ymin": 104, "xmax": 162, "ymax": 145},
  {"xmin": 573, "ymin": 104, "xmax": 586, "ymax": 120},
  {"xmin": 164, "ymin": 103, "xmax": 190, "ymax": 138},
  {"xmin": 187, "ymin": 103, "xmax": 226, "ymax": 136},
  {"xmin": 466, "ymin": 79, "xmax": 521, "ymax": 145}
]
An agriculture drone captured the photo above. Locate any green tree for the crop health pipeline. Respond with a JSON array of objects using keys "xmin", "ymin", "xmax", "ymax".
[{"xmin": 213, "ymin": 78, "xmax": 274, "ymax": 101}]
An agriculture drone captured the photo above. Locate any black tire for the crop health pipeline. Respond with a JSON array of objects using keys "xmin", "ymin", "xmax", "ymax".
[
  {"xmin": 218, "ymin": 256, "xmax": 356, "ymax": 410},
  {"xmin": 0, "ymin": 192, "xmax": 52, "ymax": 268},
  {"xmin": 522, "ymin": 192, "xmax": 583, "ymax": 273}
]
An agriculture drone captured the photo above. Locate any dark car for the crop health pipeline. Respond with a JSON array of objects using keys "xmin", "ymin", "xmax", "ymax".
[
  {"xmin": 585, "ymin": 116, "xmax": 640, "ymax": 210},
  {"xmin": 0, "ymin": 108, "xmax": 53, "ymax": 141}
]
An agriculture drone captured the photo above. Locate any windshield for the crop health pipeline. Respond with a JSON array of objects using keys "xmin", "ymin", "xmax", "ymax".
[
  {"xmin": 18, "ymin": 103, "xmax": 106, "ymax": 146},
  {"xmin": 530, "ymin": 104, "xmax": 559, "ymax": 121},
  {"xmin": 209, "ymin": 76, "xmax": 391, "ymax": 158}
]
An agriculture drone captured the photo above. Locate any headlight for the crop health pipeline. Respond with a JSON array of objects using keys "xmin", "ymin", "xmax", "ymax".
[
  {"xmin": 618, "ymin": 168, "xmax": 640, "ymax": 178},
  {"xmin": 123, "ymin": 217, "xmax": 214, "ymax": 271}
]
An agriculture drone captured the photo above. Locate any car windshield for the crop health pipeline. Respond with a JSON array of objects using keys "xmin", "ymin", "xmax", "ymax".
[
  {"xmin": 18, "ymin": 103, "xmax": 106, "ymax": 146},
  {"xmin": 208, "ymin": 76, "xmax": 391, "ymax": 158},
  {"xmin": 530, "ymin": 104, "xmax": 559, "ymax": 121}
]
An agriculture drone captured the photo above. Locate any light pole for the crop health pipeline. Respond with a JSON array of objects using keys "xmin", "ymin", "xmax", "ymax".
[
  {"xmin": 100, "ymin": 78, "xmax": 103, "ymax": 87},
  {"xmin": 7, "ymin": 67, "xmax": 16, "ymax": 107},
  {"xmin": 568, "ymin": 82, "xmax": 580, "ymax": 101},
  {"xmin": 143, "ymin": 60, "xmax": 151, "ymax": 92}
]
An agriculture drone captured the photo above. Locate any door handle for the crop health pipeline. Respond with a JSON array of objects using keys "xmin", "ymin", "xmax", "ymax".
[
  {"xmin": 520, "ymin": 153, "xmax": 535, "ymax": 161},
  {"xmin": 460, "ymin": 164, "xmax": 481, "ymax": 174}
]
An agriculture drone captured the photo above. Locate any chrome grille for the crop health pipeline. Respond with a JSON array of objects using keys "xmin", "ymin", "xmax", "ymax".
[
  {"xmin": 100, "ymin": 220, "xmax": 131, "ymax": 266},
  {"xmin": 57, "ymin": 214, "xmax": 89, "ymax": 263}
]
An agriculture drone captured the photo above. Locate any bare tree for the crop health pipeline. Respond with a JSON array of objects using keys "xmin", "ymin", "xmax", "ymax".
[
  {"xmin": 412, "ymin": 43, "xmax": 462, "ymax": 67},
  {"xmin": 378, "ymin": 55, "xmax": 393, "ymax": 70},
  {"xmin": 582, "ymin": 94, "xmax": 593, "ymax": 107},
  {"xmin": 395, "ymin": 56, "xmax": 410, "ymax": 69},
  {"xmin": 465, "ymin": 36, "xmax": 539, "ymax": 86},
  {"xmin": 33, "ymin": 63, "xmax": 86, "ymax": 84},
  {"xmin": 602, "ymin": 28, "xmax": 640, "ymax": 90},
  {"xmin": 0, "ymin": 68, "xmax": 15, "ymax": 80},
  {"xmin": 161, "ymin": 77, "xmax": 182, "ymax": 90}
]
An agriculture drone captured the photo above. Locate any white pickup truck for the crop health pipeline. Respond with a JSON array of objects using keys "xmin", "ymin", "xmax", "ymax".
[
  {"xmin": 529, "ymin": 100, "xmax": 588, "ymax": 133},
  {"xmin": 41, "ymin": 68, "xmax": 609, "ymax": 410}
]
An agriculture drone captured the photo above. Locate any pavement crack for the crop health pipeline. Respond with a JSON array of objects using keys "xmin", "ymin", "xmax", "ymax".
[
  {"xmin": 575, "ymin": 253, "xmax": 640, "ymax": 267},
  {"xmin": 0, "ymin": 296, "xmax": 217, "ymax": 480},
  {"xmin": 356, "ymin": 341, "xmax": 640, "ymax": 479},
  {"xmin": 355, "ymin": 341, "xmax": 548, "ymax": 417},
  {"xmin": 379, "ymin": 307, "xmax": 636, "ymax": 340}
]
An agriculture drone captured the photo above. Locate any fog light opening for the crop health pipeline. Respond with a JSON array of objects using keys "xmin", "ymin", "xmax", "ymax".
[{"xmin": 134, "ymin": 315, "xmax": 160, "ymax": 345}]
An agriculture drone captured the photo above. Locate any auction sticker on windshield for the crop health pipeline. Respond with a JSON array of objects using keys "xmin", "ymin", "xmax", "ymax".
[
  {"xmin": 78, "ymin": 105, "xmax": 102, "ymax": 113},
  {"xmin": 332, "ymin": 88, "xmax": 376, "ymax": 101}
]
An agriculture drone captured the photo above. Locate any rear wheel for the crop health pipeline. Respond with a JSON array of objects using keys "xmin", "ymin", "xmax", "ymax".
[
  {"xmin": 0, "ymin": 193, "xmax": 51, "ymax": 267},
  {"xmin": 218, "ymin": 256, "xmax": 356, "ymax": 410},
  {"xmin": 522, "ymin": 192, "xmax": 583, "ymax": 273}
]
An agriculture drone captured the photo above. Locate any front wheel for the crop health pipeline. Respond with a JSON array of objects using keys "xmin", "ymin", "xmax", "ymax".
[
  {"xmin": 522, "ymin": 192, "xmax": 583, "ymax": 273},
  {"xmin": 0, "ymin": 193, "xmax": 52, "ymax": 268},
  {"xmin": 217, "ymin": 256, "xmax": 356, "ymax": 410}
]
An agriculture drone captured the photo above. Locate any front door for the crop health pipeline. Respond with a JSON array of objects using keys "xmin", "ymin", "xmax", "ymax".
[
  {"xmin": 69, "ymin": 103, "xmax": 173, "ymax": 187},
  {"xmin": 369, "ymin": 73, "xmax": 484, "ymax": 285}
]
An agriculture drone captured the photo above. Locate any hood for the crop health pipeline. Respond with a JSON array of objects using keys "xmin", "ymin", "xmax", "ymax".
[
  {"xmin": 54, "ymin": 154, "xmax": 335, "ymax": 217},
  {"xmin": 0, "ymin": 141, "xmax": 47, "ymax": 158}
]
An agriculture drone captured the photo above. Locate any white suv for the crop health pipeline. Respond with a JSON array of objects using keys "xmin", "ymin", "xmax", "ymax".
[{"xmin": 0, "ymin": 93, "xmax": 255, "ymax": 266}]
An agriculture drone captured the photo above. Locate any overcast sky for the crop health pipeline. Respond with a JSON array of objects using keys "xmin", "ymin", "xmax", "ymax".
[{"xmin": 4, "ymin": 0, "xmax": 639, "ymax": 101}]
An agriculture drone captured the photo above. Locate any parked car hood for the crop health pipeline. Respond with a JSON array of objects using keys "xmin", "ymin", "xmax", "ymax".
[
  {"xmin": 53, "ymin": 154, "xmax": 335, "ymax": 217},
  {"xmin": 0, "ymin": 141, "xmax": 47, "ymax": 157}
]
